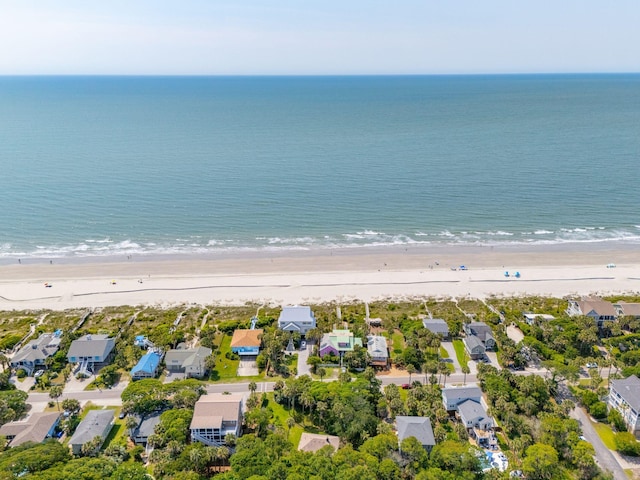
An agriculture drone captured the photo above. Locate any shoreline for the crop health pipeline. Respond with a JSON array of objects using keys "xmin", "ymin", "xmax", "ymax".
[{"xmin": 1, "ymin": 242, "xmax": 639, "ymax": 311}]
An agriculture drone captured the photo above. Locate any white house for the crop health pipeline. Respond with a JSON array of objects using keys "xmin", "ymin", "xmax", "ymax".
[
  {"xmin": 523, "ymin": 313, "xmax": 555, "ymax": 326},
  {"xmin": 190, "ymin": 394, "xmax": 243, "ymax": 447},
  {"xmin": 67, "ymin": 334, "xmax": 115, "ymax": 376},
  {"xmin": 277, "ymin": 306, "xmax": 316, "ymax": 335},
  {"xmin": 442, "ymin": 384, "xmax": 483, "ymax": 411},
  {"xmin": 366, "ymin": 335, "xmax": 389, "ymax": 368},
  {"xmin": 457, "ymin": 399, "xmax": 496, "ymax": 448},
  {"xmin": 609, "ymin": 375, "xmax": 640, "ymax": 434}
]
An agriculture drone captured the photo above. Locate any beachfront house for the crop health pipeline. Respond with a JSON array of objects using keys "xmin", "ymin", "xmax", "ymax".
[
  {"xmin": 422, "ymin": 318, "xmax": 449, "ymax": 339},
  {"xmin": 523, "ymin": 313, "xmax": 555, "ymax": 326},
  {"xmin": 130, "ymin": 351, "xmax": 163, "ymax": 380},
  {"xmin": 319, "ymin": 329, "xmax": 363, "ymax": 362},
  {"xmin": 230, "ymin": 329, "xmax": 263, "ymax": 356},
  {"xmin": 442, "ymin": 384, "xmax": 483, "ymax": 411},
  {"xmin": 165, "ymin": 345, "xmax": 212, "ymax": 378},
  {"xmin": 567, "ymin": 297, "xmax": 617, "ymax": 327},
  {"xmin": 463, "ymin": 335, "xmax": 485, "ymax": 360},
  {"xmin": 463, "ymin": 322, "xmax": 496, "ymax": 350},
  {"xmin": 366, "ymin": 335, "xmax": 389, "ymax": 368},
  {"xmin": 608, "ymin": 375, "xmax": 640, "ymax": 434},
  {"xmin": 10, "ymin": 332, "xmax": 62, "ymax": 376},
  {"xmin": 614, "ymin": 302, "xmax": 640, "ymax": 320},
  {"xmin": 298, "ymin": 433, "xmax": 340, "ymax": 453},
  {"xmin": 396, "ymin": 416, "xmax": 436, "ymax": 453},
  {"xmin": 190, "ymin": 393, "xmax": 243, "ymax": 447},
  {"xmin": 67, "ymin": 334, "xmax": 116, "ymax": 376},
  {"xmin": 278, "ymin": 306, "xmax": 316, "ymax": 336},
  {"xmin": 131, "ymin": 413, "xmax": 162, "ymax": 446},
  {"xmin": 68, "ymin": 410, "xmax": 114, "ymax": 455},
  {"xmin": 0, "ymin": 412, "xmax": 61, "ymax": 448}
]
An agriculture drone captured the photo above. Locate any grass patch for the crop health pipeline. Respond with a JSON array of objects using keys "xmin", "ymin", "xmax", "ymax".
[
  {"xmin": 592, "ymin": 421, "xmax": 616, "ymax": 450},
  {"xmin": 209, "ymin": 334, "xmax": 239, "ymax": 381},
  {"xmin": 265, "ymin": 394, "xmax": 304, "ymax": 447},
  {"xmin": 439, "ymin": 346, "xmax": 449, "ymax": 358},
  {"xmin": 453, "ymin": 339, "xmax": 469, "ymax": 367}
]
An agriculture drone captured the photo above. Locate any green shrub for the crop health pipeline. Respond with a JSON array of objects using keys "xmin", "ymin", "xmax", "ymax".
[
  {"xmin": 608, "ymin": 409, "xmax": 627, "ymax": 432},
  {"xmin": 614, "ymin": 432, "xmax": 640, "ymax": 456},
  {"xmin": 589, "ymin": 401, "xmax": 608, "ymax": 419},
  {"xmin": 16, "ymin": 369, "xmax": 27, "ymax": 379}
]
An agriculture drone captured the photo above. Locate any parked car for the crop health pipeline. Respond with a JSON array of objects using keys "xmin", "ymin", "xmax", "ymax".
[
  {"xmin": 401, "ymin": 383, "xmax": 412, "ymax": 390},
  {"xmin": 118, "ymin": 411, "xmax": 127, "ymax": 420},
  {"xmin": 300, "ymin": 341, "xmax": 306, "ymax": 350},
  {"xmin": 586, "ymin": 363, "xmax": 598, "ymax": 369}
]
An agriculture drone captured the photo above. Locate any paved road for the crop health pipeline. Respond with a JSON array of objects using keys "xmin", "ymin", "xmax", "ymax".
[{"xmin": 571, "ymin": 405, "xmax": 626, "ymax": 480}]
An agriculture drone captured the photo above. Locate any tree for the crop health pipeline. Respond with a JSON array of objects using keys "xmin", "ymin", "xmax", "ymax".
[
  {"xmin": 317, "ymin": 367, "xmax": 326, "ymax": 381},
  {"xmin": 461, "ymin": 364, "xmax": 470, "ymax": 385},
  {"xmin": 126, "ymin": 416, "xmax": 139, "ymax": 436},
  {"xmin": 406, "ymin": 364, "xmax": 416, "ymax": 384},
  {"xmin": 80, "ymin": 436, "xmax": 103, "ymax": 457},
  {"xmin": 573, "ymin": 441, "xmax": 598, "ymax": 480},
  {"xmin": 61, "ymin": 398, "xmax": 81, "ymax": 415},
  {"xmin": 522, "ymin": 443, "xmax": 559, "ymax": 480},
  {"xmin": 249, "ymin": 381, "xmax": 257, "ymax": 394},
  {"xmin": 614, "ymin": 432, "xmax": 640, "ymax": 456},
  {"xmin": 49, "ymin": 385, "xmax": 63, "ymax": 411}
]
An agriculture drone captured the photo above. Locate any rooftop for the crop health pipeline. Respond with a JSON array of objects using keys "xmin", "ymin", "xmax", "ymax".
[
  {"xmin": 131, "ymin": 351, "xmax": 162, "ymax": 375},
  {"xmin": 396, "ymin": 416, "xmax": 435, "ymax": 447},
  {"xmin": 230, "ymin": 329, "xmax": 263, "ymax": 348},
  {"xmin": 0, "ymin": 412, "xmax": 60, "ymax": 447},
  {"xmin": 298, "ymin": 433, "xmax": 340, "ymax": 453},
  {"xmin": 67, "ymin": 334, "xmax": 115, "ymax": 359},
  {"xmin": 190, "ymin": 394, "xmax": 243, "ymax": 430},
  {"xmin": 278, "ymin": 306, "xmax": 315, "ymax": 323},
  {"xmin": 68, "ymin": 409, "xmax": 114, "ymax": 446},
  {"xmin": 611, "ymin": 375, "xmax": 640, "ymax": 412}
]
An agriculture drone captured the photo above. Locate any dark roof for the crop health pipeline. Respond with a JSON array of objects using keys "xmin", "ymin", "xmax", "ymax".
[
  {"xmin": 68, "ymin": 410, "xmax": 114, "ymax": 446},
  {"xmin": 396, "ymin": 416, "xmax": 435, "ymax": 447},
  {"xmin": 611, "ymin": 375, "xmax": 640, "ymax": 412}
]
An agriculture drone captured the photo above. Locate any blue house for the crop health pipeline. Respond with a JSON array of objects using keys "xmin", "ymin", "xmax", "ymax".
[
  {"xmin": 131, "ymin": 351, "xmax": 162, "ymax": 380},
  {"xmin": 230, "ymin": 329, "xmax": 263, "ymax": 356}
]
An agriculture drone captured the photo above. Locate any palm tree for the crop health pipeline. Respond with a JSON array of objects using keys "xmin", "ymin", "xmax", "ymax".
[
  {"xmin": 248, "ymin": 381, "xmax": 257, "ymax": 394},
  {"xmin": 286, "ymin": 417, "xmax": 295, "ymax": 438},
  {"xmin": 126, "ymin": 416, "xmax": 139, "ymax": 437},
  {"xmin": 406, "ymin": 364, "xmax": 416, "ymax": 384},
  {"xmin": 317, "ymin": 367, "xmax": 326, "ymax": 382},
  {"xmin": 49, "ymin": 385, "xmax": 63, "ymax": 411},
  {"xmin": 0, "ymin": 353, "xmax": 9, "ymax": 371},
  {"xmin": 461, "ymin": 364, "xmax": 470, "ymax": 385}
]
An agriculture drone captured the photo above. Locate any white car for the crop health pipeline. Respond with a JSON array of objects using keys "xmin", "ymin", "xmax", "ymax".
[{"xmin": 586, "ymin": 363, "xmax": 598, "ymax": 369}]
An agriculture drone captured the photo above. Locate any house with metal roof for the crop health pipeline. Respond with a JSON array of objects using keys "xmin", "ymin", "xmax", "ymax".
[
  {"xmin": 422, "ymin": 318, "xmax": 449, "ymax": 339},
  {"xmin": 609, "ymin": 375, "xmax": 640, "ymax": 434},
  {"xmin": 523, "ymin": 313, "xmax": 555, "ymax": 326},
  {"xmin": 230, "ymin": 329, "xmax": 263, "ymax": 356},
  {"xmin": 298, "ymin": 433, "xmax": 340, "ymax": 453},
  {"xmin": 10, "ymin": 333, "xmax": 61, "ymax": 376},
  {"xmin": 68, "ymin": 409, "xmax": 114, "ymax": 455},
  {"xmin": 366, "ymin": 335, "xmax": 389, "ymax": 368},
  {"xmin": 0, "ymin": 412, "xmax": 61, "ymax": 448},
  {"xmin": 131, "ymin": 351, "xmax": 163, "ymax": 380},
  {"xmin": 396, "ymin": 416, "xmax": 436, "ymax": 452},
  {"xmin": 277, "ymin": 306, "xmax": 316, "ymax": 335},
  {"xmin": 67, "ymin": 334, "xmax": 116, "ymax": 376},
  {"xmin": 190, "ymin": 394, "xmax": 243, "ymax": 447},
  {"xmin": 319, "ymin": 329, "xmax": 363, "ymax": 360},
  {"xmin": 165, "ymin": 345, "xmax": 212, "ymax": 378}
]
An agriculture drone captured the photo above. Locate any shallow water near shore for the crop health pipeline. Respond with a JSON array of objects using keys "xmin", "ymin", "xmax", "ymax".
[{"xmin": 1, "ymin": 74, "xmax": 639, "ymax": 260}]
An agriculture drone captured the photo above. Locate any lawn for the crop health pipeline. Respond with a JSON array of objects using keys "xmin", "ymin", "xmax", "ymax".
[
  {"xmin": 453, "ymin": 339, "xmax": 469, "ymax": 367},
  {"xmin": 439, "ymin": 346, "xmax": 449, "ymax": 358},
  {"xmin": 266, "ymin": 394, "xmax": 304, "ymax": 447},
  {"xmin": 592, "ymin": 421, "xmax": 616, "ymax": 450},
  {"xmin": 210, "ymin": 334, "xmax": 240, "ymax": 381}
]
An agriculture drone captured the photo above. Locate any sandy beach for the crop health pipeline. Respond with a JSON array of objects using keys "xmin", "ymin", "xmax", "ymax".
[{"xmin": 1, "ymin": 243, "xmax": 639, "ymax": 310}]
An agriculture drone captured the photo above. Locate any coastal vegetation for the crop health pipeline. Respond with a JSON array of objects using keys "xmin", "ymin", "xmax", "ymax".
[{"xmin": 3, "ymin": 294, "xmax": 640, "ymax": 478}]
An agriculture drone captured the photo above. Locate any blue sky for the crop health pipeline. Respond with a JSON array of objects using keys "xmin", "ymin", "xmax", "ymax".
[{"xmin": 0, "ymin": 0, "xmax": 638, "ymax": 74}]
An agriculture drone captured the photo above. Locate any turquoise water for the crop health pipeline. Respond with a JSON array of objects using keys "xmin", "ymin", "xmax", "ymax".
[{"xmin": 0, "ymin": 75, "xmax": 639, "ymax": 260}]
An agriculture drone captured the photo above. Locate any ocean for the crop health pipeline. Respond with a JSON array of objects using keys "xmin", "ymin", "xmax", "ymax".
[{"xmin": 0, "ymin": 74, "xmax": 639, "ymax": 262}]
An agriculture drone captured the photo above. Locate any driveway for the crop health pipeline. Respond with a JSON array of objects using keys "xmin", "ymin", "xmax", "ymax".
[
  {"xmin": 297, "ymin": 344, "xmax": 311, "ymax": 377},
  {"xmin": 569, "ymin": 399, "xmax": 626, "ymax": 479},
  {"xmin": 485, "ymin": 351, "xmax": 501, "ymax": 369},
  {"xmin": 506, "ymin": 325, "xmax": 525, "ymax": 344},
  {"xmin": 441, "ymin": 342, "xmax": 461, "ymax": 373},
  {"xmin": 237, "ymin": 356, "xmax": 259, "ymax": 376}
]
